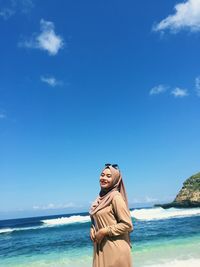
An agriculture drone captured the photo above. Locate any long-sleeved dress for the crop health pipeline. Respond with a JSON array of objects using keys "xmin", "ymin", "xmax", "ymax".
[{"xmin": 91, "ymin": 191, "xmax": 133, "ymax": 267}]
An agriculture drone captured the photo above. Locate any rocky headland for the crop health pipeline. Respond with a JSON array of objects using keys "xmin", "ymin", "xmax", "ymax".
[{"xmin": 155, "ymin": 172, "xmax": 200, "ymax": 208}]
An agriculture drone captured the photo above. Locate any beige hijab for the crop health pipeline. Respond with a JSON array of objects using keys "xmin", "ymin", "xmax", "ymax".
[{"xmin": 89, "ymin": 165, "xmax": 129, "ymax": 216}]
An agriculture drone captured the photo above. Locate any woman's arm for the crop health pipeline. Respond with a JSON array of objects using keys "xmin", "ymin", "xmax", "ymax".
[
  {"xmin": 90, "ymin": 216, "xmax": 96, "ymax": 242},
  {"xmin": 90, "ymin": 224, "xmax": 96, "ymax": 242},
  {"xmin": 105, "ymin": 193, "xmax": 133, "ymax": 237}
]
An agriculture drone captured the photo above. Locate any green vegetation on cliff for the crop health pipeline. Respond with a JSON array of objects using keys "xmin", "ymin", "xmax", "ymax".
[
  {"xmin": 155, "ymin": 171, "xmax": 200, "ymax": 208},
  {"xmin": 182, "ymin": 172, "xmax": 200, "ymax": 191}
]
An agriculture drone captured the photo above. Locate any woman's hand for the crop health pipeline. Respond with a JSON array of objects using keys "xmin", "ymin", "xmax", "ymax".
[
  {"xmin": 90, "ymin": 226, "xmax": 96, "ymax": 242},
  {"xmin": 94, "ymin": 228, "xmax": 108, "ymax": 243}
]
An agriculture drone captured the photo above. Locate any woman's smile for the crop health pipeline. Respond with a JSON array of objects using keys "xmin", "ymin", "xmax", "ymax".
[
  {"xmin": 100, "ymin": 180, "xmax": 110, "ymax": 186},
  {"xmin": 99, "ymin": 169, "xmax": 112, "ymax": 188}
]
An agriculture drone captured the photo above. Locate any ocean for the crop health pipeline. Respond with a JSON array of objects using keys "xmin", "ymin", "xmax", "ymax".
[{"xmin": 0, "ymin": 206, "xmax": 200, "ymax": 267}]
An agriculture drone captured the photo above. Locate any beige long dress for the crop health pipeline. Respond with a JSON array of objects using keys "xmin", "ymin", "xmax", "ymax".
[{"xmin": 91, "ymin": 191, "xmax": 133, "ymax": 267}]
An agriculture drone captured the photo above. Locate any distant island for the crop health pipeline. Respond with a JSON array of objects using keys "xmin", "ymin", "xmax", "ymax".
[{"xmin": 155, "ymin": 172, "xmax": 200, "ymax": 208}]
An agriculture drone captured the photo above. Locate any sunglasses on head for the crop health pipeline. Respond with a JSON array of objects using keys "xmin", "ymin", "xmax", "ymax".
[{"xmin": 105, "ymin": 163, "xmax": 119, "ymax": 170}]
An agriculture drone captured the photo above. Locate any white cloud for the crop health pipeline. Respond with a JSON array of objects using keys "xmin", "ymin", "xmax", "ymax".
[
  {"xmin": 153, "ymin": 0, "xmax": 200, "ymax": 33},
  {"xmin": 149, "ymin": 84, "xmax": 168, "ymax": 95},
  {"xmin": 20, "ymin": 19, "xmax": 64, "ymax": 55},
  {"xmin": 130, "ymin": 196, "xmax": 158, "ymax": 204},
  {"xmin": 41, "ymin": 76, "xmax": 62, "ymax": 87},
  {"xmin": 195, "ymin": 76, "xmax": 200, "ymax": 96},
  {"xmin": 0, "ymin": 0, "xmax": 34, "ymax": 20},
  {"xmin": 33, "ymin": 202, "xmax": 78, "ymax": 210},
  {"xmin": 171, "ymin": 87, "xmax": 189, "ymax": 97},
  {"xmin": 150, "ymin": 84, "xmax": 190, "ymax": 98},
  {"xmin": 144, "ymin": 196, "xmax": 158, "ymax": 203}
]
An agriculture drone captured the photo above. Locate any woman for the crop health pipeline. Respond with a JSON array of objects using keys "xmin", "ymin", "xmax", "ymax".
[{"xmin": 89, "ymin": 163, "xmax": 133, "ymax": 267}]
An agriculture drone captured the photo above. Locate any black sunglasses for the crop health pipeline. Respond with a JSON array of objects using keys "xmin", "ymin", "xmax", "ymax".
[{"xmin": 105, "ymin": 163, "xmax": 119, "ymax": 170}]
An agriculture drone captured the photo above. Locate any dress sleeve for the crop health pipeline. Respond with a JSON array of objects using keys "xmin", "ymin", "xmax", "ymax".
[{"xmin": 105, "ymin": 193, "xmax": 133, "ymax": 236}]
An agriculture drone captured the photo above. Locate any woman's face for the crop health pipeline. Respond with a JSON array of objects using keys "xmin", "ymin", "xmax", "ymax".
[{"xmin": 99, "ymin": 168, "xmax": 113, "ymax": 189}]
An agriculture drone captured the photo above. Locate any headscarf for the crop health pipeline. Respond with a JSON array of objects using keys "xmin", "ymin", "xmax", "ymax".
[{"xmin": 89, "ymin": 165, "xmax": 129, "ymax": 216}]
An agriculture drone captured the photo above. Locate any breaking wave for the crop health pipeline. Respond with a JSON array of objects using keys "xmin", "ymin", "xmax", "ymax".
[
  {"xmin": 131, "ymin": 207, "xmax": 200, "ymax": 221},
  {"xmin": 1, "ymin": 206, "xmax": 200, "ymax": 234},
  {"xmin": 41, "ymin": 215, "xmax": 90, "ymax": 225}
]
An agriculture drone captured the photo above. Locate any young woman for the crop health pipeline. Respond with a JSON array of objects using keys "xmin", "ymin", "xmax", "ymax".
[{"xmin": 89, "ymin": 164, "xmax": 133, "ymax": 267}]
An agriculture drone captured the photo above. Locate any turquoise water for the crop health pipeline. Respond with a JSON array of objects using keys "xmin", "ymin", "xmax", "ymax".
[{"xmin": 0, "ymin": 207, "xmax": 200, "ymax": 267}]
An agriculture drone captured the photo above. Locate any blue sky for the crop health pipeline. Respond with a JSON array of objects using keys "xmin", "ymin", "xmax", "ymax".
[{"xmin": 0, "ymin": 0, "xmax": 200, "ymax": 219}]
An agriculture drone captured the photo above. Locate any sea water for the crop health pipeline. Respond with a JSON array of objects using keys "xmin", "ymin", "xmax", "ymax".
[{"xmin": 0, "ymin": 207, "xmax": 200, "ymax": 267}]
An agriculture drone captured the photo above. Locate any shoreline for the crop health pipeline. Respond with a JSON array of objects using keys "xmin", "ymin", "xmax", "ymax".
[{"xmin": 154, "ymin": 202, "xmax": 200, "ymax": 209}]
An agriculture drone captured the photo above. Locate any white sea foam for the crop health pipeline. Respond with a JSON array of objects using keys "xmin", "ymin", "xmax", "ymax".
[
  {"xmin": 0, "ymin": 215, "xmax": 91, "ymax": 234},
  {"xmin": 142, "ymin": 258, "xmax": 200, "ymax": 267},
  {"xmin": 1, "ymin": 206, "xmax": 200, "ymax": 234},
  {"xmin": 131, "ymin": 206, "xmax": 200, "ymax": 221},
  {"xmin": 0, "ymin": 228, "xmax": 14, "ymax": 234},
  {"xmin": 0, "ymin": 225, "xmax": 46, "ymax": 234},
  {"xmin": 42, "ymin": 215, "xmax": 90, "ymax": 226},
  {"xmin": 2, "ymin": 254, "xmax": 200, "ymax": 267}
]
